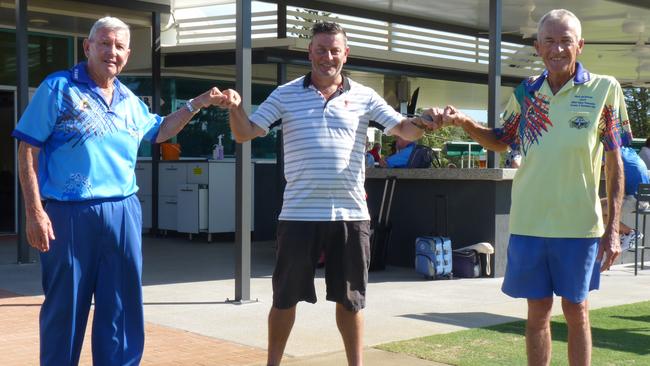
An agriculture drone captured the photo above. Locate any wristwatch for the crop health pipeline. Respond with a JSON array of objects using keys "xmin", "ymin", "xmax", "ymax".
[{"xmin": 185, "ymin": 98, "xmax": 200, "ymax": 114}]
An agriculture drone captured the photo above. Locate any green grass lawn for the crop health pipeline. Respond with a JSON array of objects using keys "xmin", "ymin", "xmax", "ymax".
[{"xmin": 377, "ymin": 301, "xmax": 650, "ymax": 366}]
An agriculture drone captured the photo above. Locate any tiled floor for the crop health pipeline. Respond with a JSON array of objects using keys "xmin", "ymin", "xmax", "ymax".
[{"xmin": 0, "ymin": 289, "xmax": 267, "ymax": 366}]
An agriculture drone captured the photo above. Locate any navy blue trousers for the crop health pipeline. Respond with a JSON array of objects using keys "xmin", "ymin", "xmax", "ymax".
[{"xmin": 40, "ymin": 195, "xmax": 144, "ymax": 366}]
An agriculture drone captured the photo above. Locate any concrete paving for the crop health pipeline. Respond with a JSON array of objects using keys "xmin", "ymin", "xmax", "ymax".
[{"xmin": 2, "ymin": 234, "xmax": 650, "ymax": 365}]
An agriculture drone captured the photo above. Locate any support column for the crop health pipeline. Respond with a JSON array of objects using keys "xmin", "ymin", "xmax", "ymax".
[
  {"xmin": 234, "ymin": 0, "xmax": 253, "ymax": 303},
  {"xmin": 151, "ymin": 11, "xmax": 161, "ymax": 234},
  {"xmin": 488, "ymin": 0, "xmax": 502, "ymax": 168},
  {"xmin": 16, "ymin": 0, "xmax": 31, "ymax": 264}
]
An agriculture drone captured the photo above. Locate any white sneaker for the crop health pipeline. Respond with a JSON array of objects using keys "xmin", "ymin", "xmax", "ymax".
[
  {"xmin": 621, "ymin": 231, "xmax": 634, "ymax": 251},
  {"xmin": 621, "ymin": 230, "xmax": 643, "ymax": 251}
]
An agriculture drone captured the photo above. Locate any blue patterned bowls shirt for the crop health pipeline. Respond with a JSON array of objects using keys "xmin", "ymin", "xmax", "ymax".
[{"xmin": 12, "ymin": 62, "xmax": 163, "ymax": 201}]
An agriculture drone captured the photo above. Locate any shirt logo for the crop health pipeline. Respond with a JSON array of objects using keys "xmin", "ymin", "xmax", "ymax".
[
  {"xmin": 79, "ymin": 98, "xmax": 90, "ymax": 111},
  {"xmin": 569, "ymin": 115, "xmax": 591, "ymax": 129}
]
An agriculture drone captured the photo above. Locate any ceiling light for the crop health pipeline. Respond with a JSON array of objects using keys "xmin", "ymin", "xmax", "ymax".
[
  {"xmin": 622, "ymin": 19, "xmax": 645, "ymax": 34},
  {"xmin": 29, "ymin": 18, "xmax": 49, "ymax": 26}
]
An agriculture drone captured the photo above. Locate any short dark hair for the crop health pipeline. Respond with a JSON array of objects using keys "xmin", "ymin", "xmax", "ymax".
[
  {"xmin": 311, "ymin": 22, "xmax": 347, "ymax": 39},
  {"xmin": 645, "ymin": 137, "xmax": 650, "ymax": 148}
]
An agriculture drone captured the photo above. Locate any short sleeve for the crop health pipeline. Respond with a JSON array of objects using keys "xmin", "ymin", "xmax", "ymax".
[
  {"xmin": 385, "ymin": 145, "xmax": 412, "ymax": 168},
  {"xmin": 494, "ymin": 91, "xmax": 522, "ymax": 150},
  {"xmin": 133, "ymin": 97, "xmax": 164, "ymax": 143},
  {"xmin": 11, "ymin": 80, "xmax": 59, "ymax": 147},
  {"xmin": 249, "ymin": 87, "xmax": 284, "ymax": 134},
  {"xmin": 599, "ymin": 80, "xmax": 633, "ymax": 151},
  {"xmin": 366, "ymin": 90, "xmax": 403, "ymax": 135}
]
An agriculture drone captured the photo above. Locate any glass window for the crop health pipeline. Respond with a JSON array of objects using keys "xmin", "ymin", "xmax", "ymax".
[
  {"xmin": 77, "ymin": 37, "xmax": 85, "ymax": 63},
  {"xmin": 119, "ymin": 75, "xmax": 278, "ymax": 159},
  {"xmin": 0, "ymin": 29, "xmax": 73, "ymax": 87}
]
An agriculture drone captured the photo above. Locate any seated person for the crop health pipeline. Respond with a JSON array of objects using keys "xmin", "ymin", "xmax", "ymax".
[
  {"xmin": 368, "ymin": 142, "xmax": 382, "ymax": 163},
  {"xmin": 365, "ymin": 151, "xmax": 375, "ymax": 168},
  {"xmin": 639, "ymin": 137, "xmax": 650, "ymax": 170},
  {"xmin": 378, "ymin": 136, "xmax": 415, "ymax": 168},
  {"xmin": 601, "ymin": 146, "xmax": 650, "ymax": 250}
]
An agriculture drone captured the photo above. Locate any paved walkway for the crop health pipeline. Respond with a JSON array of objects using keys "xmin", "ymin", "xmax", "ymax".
[
  {"xmin": 1, "ymin": 235, "xmax": 649, "ymax": 365},
  {"xmin": 0, "ymin": 289, "xmax": 267, "ymax": 366}
]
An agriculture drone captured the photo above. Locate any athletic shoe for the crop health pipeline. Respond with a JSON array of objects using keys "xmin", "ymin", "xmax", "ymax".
[{"xmin": 621, "ymin": 230, "xmax": 643, "ymax": 251}]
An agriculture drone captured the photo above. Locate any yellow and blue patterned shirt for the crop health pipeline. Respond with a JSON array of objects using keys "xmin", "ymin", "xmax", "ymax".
[{"xmin": 495, "ymin": 62, "xmax": 632, "ymax": 238}]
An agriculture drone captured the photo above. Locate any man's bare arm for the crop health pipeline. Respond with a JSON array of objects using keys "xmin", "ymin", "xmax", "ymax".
[
  {"xmin": 599, "ymin": 148, "xmax": 624, "ymax": 271},
  {"xmin": 17, "ymin": 142, "xmax": 54, "ymax": 252},
  {"xmin": 156, "ymin": 87, "xmax": 232, "ymax": 143},
  {"xmin": 442, "ymin": 106, "xmax": 509, "ymax": 152}
]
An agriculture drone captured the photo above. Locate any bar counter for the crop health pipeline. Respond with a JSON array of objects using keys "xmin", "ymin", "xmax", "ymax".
[
  {"xmin": 366, "ymin": 167, "xmax": 517, "ymax": 181},
  {"xmin": 365, "ymin": 168, "xmax": 517, "ymax": 277}
]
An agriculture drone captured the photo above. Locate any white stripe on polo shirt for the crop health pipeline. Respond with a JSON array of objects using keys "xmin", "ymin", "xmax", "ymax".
[{"xmin": 250, "ymin": 74, "xmax": 403, "ymax": 221}]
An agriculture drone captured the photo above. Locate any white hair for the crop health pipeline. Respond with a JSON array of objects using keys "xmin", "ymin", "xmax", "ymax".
[
  {"xmin": 88, "ymin": 16, "xmax": 130, "ymax": 42},
  {"xmin": 537, "ymin": 9, "xmax": 582, "ymax": 41}
]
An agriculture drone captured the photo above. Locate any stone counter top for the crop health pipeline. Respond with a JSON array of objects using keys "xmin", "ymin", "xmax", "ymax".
[{"xmin": 366, "ymin": 167, "xmax": 517, "ymax": 181}]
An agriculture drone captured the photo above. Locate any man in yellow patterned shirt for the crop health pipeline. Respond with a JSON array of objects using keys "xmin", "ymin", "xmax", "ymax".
[{"xmin": 440, "ymin": 9, "xmax": 630, "ymax": 366}]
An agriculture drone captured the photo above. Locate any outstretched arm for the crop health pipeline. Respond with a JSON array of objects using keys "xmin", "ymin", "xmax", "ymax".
[
  {"xmin": 388, "ymin": 107, "xmax": 445, "ymax": 141},
  {"xmin": 156, "ymin": 87, "xmax": 230, "ymax": 143},
  {"xmin": 442, "ymin": 105, "xmax": 509, "ymax": 152},
  {"xmin": 215, "ymin": 89, "xmax": 265, "ymax": 143}
]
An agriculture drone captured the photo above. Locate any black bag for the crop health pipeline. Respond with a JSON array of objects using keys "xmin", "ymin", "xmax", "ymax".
[
  {"xmin": 407, "ymin": 145, "xmax": 434, "ymax": 168},
  {"xmin": 370, "ymin": 176, "xmax": 397, "ymax": 271},
  {"xmin": 452, "ymin": 249, "xmax": 481, "ymax": 278}
]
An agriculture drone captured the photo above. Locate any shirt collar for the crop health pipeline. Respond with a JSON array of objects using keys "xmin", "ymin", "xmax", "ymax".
[
  {"xmin": 525, "ymin": 61, "xmax": 591, "ymax": 94},
  {"xmin": 71, "ymin": 62, "xmax": 129, "ymax": 100},
  {"xmin": 302, "ymin": 72, "xmax": 351, "ymax": 92}
]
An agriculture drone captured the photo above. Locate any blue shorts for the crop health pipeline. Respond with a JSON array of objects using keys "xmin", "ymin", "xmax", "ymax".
[{"xmin": 501, "ymin": 234, "xmax": 600, "ymax": 304}]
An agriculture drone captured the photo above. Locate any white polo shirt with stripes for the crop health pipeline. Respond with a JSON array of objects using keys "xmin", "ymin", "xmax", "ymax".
[{"xmin": 249, "ymin": 73, "xmax": 404, "ymax": 221}]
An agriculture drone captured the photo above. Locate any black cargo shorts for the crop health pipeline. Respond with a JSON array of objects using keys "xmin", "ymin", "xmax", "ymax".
[{"xmin": 272, "ymin": 220, "xmax": 371, "ymax": 312}]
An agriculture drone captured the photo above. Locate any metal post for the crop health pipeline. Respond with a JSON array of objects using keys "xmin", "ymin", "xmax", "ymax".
[
  {"xmin": 151, "ymin": 11, "xmax": 161, "ymax": 234},
  {"xmin": 275, "ymin": 63, "xmax": 287, "ymax": 218},
  {"xmin": 277, "ymin": 0, "xmax": 286, "ymax": 39},
  {"xmin": 16, "ymin": 0, "xmax": 31, "ymax": 264},
  {"xmin": 234, "ymin": 0, "xmax": 253, "ymax": 303},
  {"xmin": 488, "ymin": 0, "xmax": 502, "ymax": 168},
  {"xmin": 275, "ymin": 5, "xmax": 287, "ymax": 222}
]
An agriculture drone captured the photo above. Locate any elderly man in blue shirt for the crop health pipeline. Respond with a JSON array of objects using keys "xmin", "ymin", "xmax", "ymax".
[{"xmin": 13, "ymin": 17, "xmax": 225, "ymax": 366}]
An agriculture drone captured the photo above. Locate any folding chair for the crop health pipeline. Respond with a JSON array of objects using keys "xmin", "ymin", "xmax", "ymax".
[{"xmin": 634, "ymin": 183, "xmax": 650, "ymax": 275}]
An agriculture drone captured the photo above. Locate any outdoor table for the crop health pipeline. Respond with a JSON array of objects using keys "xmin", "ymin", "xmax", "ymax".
[{"xmin": 444, "ymin": 141, "xmax": 485, "ymax": 168}]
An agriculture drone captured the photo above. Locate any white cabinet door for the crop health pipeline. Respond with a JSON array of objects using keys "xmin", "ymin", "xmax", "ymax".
[
  {"xmin": 208, "ymin": 163, "xmax": 236, "ymax": 233},
  {"xmin": 137, "ymin": 194, "xmax": 152, "ymax": 229},
  {"xmin": 158, "ymin": 195, "xmax": 178, "ymax": 230},
  {"xmin": 134, "ymin": 162, "xmax": 152, "ymax": 195},
  {"xmin": 159, "ymin": 163, "xmax": 187, "ymax": 196},
  {"xmin": 177, "ymin": 184, "xmax": 199, "ymax": 233},
  {"xmin": 208, "ymin": 162, "xmax": 254, "ymax": 233},
  {"xmin": 187, "ymin": 163, "xmax": 209, "ymax": 184}
]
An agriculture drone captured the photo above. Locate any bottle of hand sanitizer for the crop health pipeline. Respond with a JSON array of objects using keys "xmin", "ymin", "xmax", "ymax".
[{"xmin": 213, "ymin": 134, "xmax": 224, "ymax": 160}]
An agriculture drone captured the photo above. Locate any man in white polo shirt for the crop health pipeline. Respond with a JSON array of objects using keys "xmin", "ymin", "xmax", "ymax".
[{"xmin": 215, "ymin": 22, "xmax": 440, "ymax": 366}]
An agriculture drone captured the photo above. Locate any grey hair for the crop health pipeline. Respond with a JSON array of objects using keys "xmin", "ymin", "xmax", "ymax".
[
  {"xmin": 537, "ymin": 9, "xmax": 582, "ymax": 41},
  {"xmin": 88, "ymin": 16, "xmax": 130, "ymax": 42}
]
